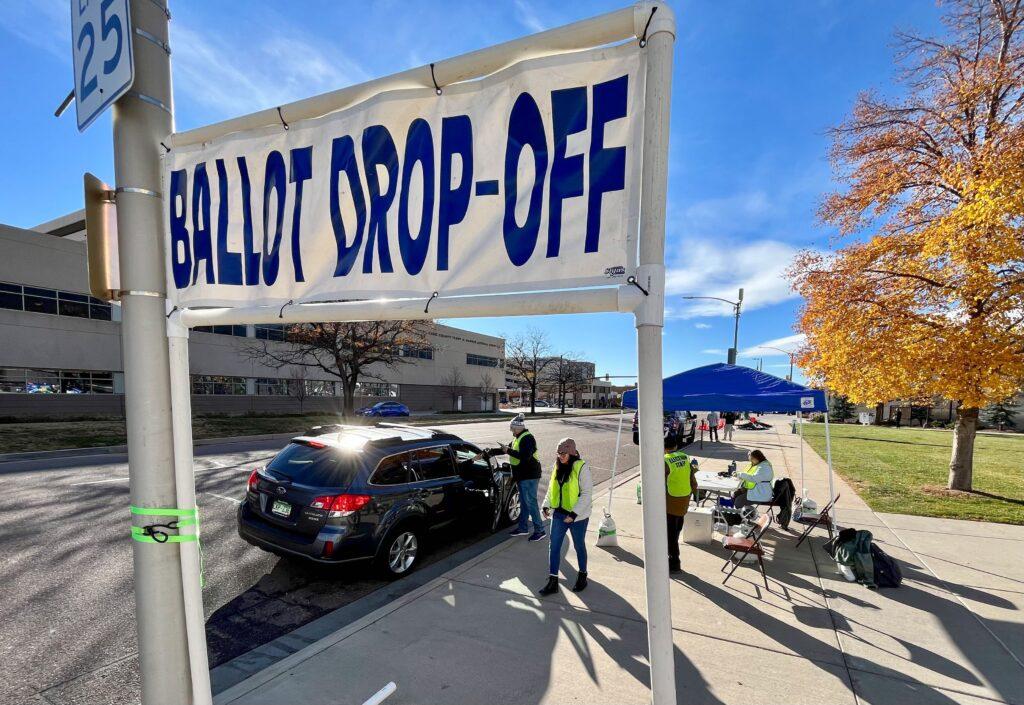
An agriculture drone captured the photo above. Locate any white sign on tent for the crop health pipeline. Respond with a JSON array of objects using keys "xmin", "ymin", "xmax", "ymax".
[{"xmin": 162, "ymin": 45, "xmax": 645, "ymax": 309}]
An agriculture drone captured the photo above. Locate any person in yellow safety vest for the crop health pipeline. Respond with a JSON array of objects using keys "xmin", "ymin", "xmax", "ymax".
[
  {"xmin": 665, "ymin": 431, "xmax": 698, "ymax": 574},
  {"xmin": 539, "ymin": 437, "xmax": 592, "ymax": 596},
  {"xmin": 480, "ymin": 414, "xmax": 546, "ymax": 541},
  {"xmin": 733, "ymin": 449, "xmax": 774, "ymax": 508}
]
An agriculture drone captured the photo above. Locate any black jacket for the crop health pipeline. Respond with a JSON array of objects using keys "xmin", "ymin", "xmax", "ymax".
[{"xmin": 488, "ymin": 431, "xmax": 541, "ymax": 481}]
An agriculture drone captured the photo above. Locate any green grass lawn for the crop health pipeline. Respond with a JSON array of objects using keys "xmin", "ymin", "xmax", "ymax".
[
  {"xmin": 802, "ymin": 422, "xmax": 1024, "ymax": 525},
  {"xmin": 0, "ymin": 408, "xmax": 615, "ymax": 455}
]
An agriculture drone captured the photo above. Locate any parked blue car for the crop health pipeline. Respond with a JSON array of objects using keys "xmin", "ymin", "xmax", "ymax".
[{"xmin": 358, "ymin": 401, "xmax": 411, "ymax": 417}]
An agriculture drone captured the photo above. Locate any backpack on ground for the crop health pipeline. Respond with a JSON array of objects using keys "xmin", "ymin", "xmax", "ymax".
[{"xmin": 870, "ymin": 543, "xmax": 903, "ymax": 588}]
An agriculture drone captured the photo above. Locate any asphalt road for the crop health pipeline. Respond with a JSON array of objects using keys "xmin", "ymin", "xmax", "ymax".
[{"xmin": 0, "ymin": 413, "xmax": 637, "ymax": 705}]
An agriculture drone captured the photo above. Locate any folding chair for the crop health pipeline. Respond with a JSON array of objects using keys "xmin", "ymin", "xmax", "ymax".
[
  {"xmin": 795, "ymin": 494, "xmax": 840, "ymax": 549},
  {"xmin": 721, "ymin": 511, "xmax": 773, "ymax": 589}
]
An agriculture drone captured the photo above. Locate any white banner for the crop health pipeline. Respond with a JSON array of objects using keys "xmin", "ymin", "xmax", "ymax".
[{"xmin": 162, "ymin": 44, "xmax": 645, "ymax": 309}]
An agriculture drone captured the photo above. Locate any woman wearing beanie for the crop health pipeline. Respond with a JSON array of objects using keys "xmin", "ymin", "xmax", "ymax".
[{"xmin": 539, "ymin": 437, "xmax": 592, "ymax": 595}]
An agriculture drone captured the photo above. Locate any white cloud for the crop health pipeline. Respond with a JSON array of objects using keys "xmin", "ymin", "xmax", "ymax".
[
  {"xmin": 701, "ymin": 348, "xmax": 726, "ymax": 355},
  {"xmin": 664, "ymin": 239, "xmax": 802, "ymax": 319},
  {"xmin": 740, "ymin": 333, "xmax": 806, "ymax": 357},
  {"xmin": 513, "ymin": 0, "xmax": 547, "ymax": 33},
  {"xmin": 694, "ymin": 322, "xmax": 712, "ymax": 329},
  {"xmin": 0, "ymin": 0, "xmax": 67, "ymax": 62},
  {"xmin": 171, "ymin": 23, "xmax": 370, "ymax": 119}
]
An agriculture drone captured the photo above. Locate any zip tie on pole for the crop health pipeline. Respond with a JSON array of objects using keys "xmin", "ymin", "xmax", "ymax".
[
  {"xmin": 638, "ymin": 6, "xmax": 658, "ymax": 48},
  {"xmin": 129, "ymin": 506, "xmax": 206, "ymax": 586},
  {"xmin": 279, "ymin": 299, "xmax": 294, "ymax": 318},
  {"xmin": 626, "ymin": 276, "xmax": 649, "ymax": 296},
  {"xmin": 430, "ymin": 63, "xmax": 442, "ymax": 95},
  {"xmin": 166, "ymin": 305, "xmax": 178, "ymax": 319},
  {"xmin": 129, "ymin": 506, "xmax": 198, "ymax": 543},
  {"xmin": 424, "ymin": 291, "xmax": 439, "ymax": 313},
  {"xmin": 276, "ymin": 106, "xmax": 289, "ymax": 130},
  {"xmin": 160, "ymin": 141, "xmax": 171, "ymax": 153}
]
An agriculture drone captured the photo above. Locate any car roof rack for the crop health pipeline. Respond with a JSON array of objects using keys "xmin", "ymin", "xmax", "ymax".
[{"xmin": 375, "ymin": 422, "xmax": 460, "ymax": 442}]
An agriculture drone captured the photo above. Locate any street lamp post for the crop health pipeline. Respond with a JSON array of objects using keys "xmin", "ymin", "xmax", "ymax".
[
  {"xmin": 760, "ymin": 346, "xmax": 796, "ymax": 380},
  {"xmin": 681, "ymin": 287, "xmax": 744, "ymax": 364}
]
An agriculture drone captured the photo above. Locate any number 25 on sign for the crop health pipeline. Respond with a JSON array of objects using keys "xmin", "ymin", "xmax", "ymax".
[{"xmin": 71, "ymin": 0, "xmax": 135, "ymax": 132}]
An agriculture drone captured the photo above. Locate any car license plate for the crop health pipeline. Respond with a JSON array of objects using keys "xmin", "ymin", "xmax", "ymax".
[{"xmin": 271, "ymin": 499, "xmax": 291, "ymax": 517}]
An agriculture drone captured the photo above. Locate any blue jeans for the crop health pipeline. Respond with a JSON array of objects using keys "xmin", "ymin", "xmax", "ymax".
[
  {"xmin": 517, "ymin": 479, "xmax": 544, "ymax": 533},
  {"xmin": 548, "ymin": 511, "xmax": 589, "ymax": 576}
]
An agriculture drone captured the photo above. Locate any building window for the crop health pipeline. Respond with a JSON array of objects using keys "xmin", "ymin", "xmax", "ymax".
[
  {"xmin": 355, "ymin": 382, "xmax": 399, "ymax": 397},
  {"xmin": 0, "ymin": 281, "xmax": 115, "ymax": 321},
  {"xmin": 254, "ymin": 324, "xmax": 287, "ymax": 341},
  {"xmin": 255, "ymin": 377, "xmax": 289, "ymax": 395},
  {"xmin": 306, "ymin": 380, "xmax": 337, "ymax": 396},
  {"xmin": 194, "ymin": 325, "xmax": 248, "ymax": 337},
  {"xmin": 399, "ymin": 344, "xmax": 433, "ymax": 360},
  {"xmin": 467, "ymin": 353, "xmax": 499, "ymax": 367},
  {"xmin": 0, "ymin": 367, "xmax": 114, "ymax": 394},
  {"xmin": 191, "ymin": 375, "xmax": 247, "ymax": 395}
]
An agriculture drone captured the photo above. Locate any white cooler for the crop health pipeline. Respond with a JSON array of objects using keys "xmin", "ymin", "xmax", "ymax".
[{"xmin": 683, "ymin": 507, "xmax": 715, "ymax": 544}]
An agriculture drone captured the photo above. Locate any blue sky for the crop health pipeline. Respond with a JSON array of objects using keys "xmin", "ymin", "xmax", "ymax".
[{"xmin": 0, "ymin": 0, "xmax": 943, "ymax": 381}]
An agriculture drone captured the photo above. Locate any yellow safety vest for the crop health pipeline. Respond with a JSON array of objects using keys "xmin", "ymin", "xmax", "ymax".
[
  {"xmin": 742, "ymin": 462, "xmax": 773, "ymax": 489},
  {"xmin": 509, "ymin": 431, "xmax": 538, "ymax": 466},
  {"xmin": 547, "ymin": 459, "xmax": 585, "ymax": 511},
  {"xmin": 665, "ymin": 451, "xmax": 692, "ymax": 498}
]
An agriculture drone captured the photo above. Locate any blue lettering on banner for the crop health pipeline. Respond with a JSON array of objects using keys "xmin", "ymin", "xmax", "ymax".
[
  {"xmin": 329, "ymin": 135, "xmax": 366, "ymax": 277},
  {"xmin": 262, "ymin": 150, "xmax": 286, "ymax": 286},
  {"xmin": 548, "ymin": 86, "xmax": 586, "ymax": 258},
  {"xmin": 169, "ymin": 169, "xmax": 190, "ymax": 289},
  {"xmin": 215, "ymin": 159, "xmax": 243, "ymax": 285},
  {"xmin": 361, "ymin": 125, "xmax": 397, "ymax": 274},
  {"xmin": 191, "ymin": 162, "xmax": 213, "ymax": 285},
  {"xmin": 503, "ymin": 91, "xmax": 548, "ymax": 267},
  {"xmin": 166, "ymin": 69, "xmax": 634, "ymax": 293},
  {"xmin": 237, "ymin": 156, "xmax": 261, "ymax": 286},
  {"xmin": 398, "ymin": 119, "xmax": 434, "ymax": 276},
  {"xmin": 437, "ymin": 115, "xmax": 473, "ymax": 271},
  {"xmin": 288, "ymin": 146, "xmax": 313, "ymax": 283},
  {"xmin": 587, "ymin": 75, "xmax": 627, "ymax": 253}
]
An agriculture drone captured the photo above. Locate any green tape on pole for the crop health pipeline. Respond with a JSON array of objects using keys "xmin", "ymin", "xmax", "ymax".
[
  {"xmin": 128, "ymin": 505, "xmax": 207, "ymax": 586},
  {"xmin": 130, "ymin": 526, "xmax": 198, "ymax": 543}
]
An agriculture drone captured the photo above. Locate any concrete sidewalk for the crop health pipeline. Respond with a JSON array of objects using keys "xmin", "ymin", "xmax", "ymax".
[{"xmin": 213, "ymin": 415, "xmax": 1024, "ymax": 705}]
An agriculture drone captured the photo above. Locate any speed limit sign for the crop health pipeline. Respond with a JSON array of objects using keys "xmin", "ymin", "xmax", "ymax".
[{"xmin": 71, "ymin": 0, "xmax": 135, "ymax": 131}]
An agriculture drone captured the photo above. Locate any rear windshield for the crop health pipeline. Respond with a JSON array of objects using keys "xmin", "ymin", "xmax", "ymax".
[{"xmin": 265, "ymin": 442, "xmax": 360, "ymax": 487}]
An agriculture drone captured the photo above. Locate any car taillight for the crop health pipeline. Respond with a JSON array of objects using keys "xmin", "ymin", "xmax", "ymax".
[
  {"xmin": 247, "ymin": 469, "xmax": 260, "ymax": 493},
  {"xmin": 311, "ymin": 494, "xmax": 372, "ymax": 516}
]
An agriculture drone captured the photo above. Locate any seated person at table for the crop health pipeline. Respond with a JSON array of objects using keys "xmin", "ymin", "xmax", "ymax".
[
  {"xmin": 665, "ymin": 431, "xmax": 698, "ymax": 574},
  {"xmin": 733, "ymin": 449, "xmax": 774, "ymax": 508}
]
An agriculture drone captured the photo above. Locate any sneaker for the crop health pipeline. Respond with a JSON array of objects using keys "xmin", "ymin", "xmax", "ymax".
[
  {"xmin": 509, "ymin": 528, "xmax": 529, "ymax": 537},
  {"xmin": 528, "ymin": 531, "xmax": 547, "ymax": 542}
]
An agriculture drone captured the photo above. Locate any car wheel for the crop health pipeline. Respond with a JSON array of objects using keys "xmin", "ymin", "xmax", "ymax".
[
  {"xmin": 505, "ymin": 485, "xmax": 521, "ymax": 526},
  {"xmin": 378, "ymin": 525, "xmax": 422, "ymax": 579}
]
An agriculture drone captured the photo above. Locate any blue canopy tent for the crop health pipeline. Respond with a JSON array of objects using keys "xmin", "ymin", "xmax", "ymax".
[{"xmin": 618, "ymin": 363, "xmax": 833, "ymax": 509}]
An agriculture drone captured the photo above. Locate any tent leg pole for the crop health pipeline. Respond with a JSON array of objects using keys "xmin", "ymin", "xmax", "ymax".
[
  {"xmin": 607, "ymin": 407, "xmax": 625, "ymax": 513},
  {"xmin": 799, "ymin": 414, "xmax": 805, "ymax": 498},
  {"xmin": 824, "ymin": 405, "xmax": 837, "ymax": 525}
]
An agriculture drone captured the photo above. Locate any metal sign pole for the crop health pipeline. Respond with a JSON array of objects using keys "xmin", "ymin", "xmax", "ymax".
[
  {"xmin": 113, "ymin": 1, "xmax": 191, "ymax": 703},
  {"xmin": 633, "ymin": 5, "xmax": 676, "ymax": 705}
]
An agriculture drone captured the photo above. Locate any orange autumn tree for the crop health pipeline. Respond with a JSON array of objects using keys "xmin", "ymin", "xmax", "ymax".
[{"xmin": 790, "ymin": 0, "xmax": 1024, "ymax": 491}]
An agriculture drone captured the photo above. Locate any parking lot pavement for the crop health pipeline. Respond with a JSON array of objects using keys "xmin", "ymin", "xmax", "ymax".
[{"xmin": 0, "ymin": 414, "xmax": 637, "ymax": 705}]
